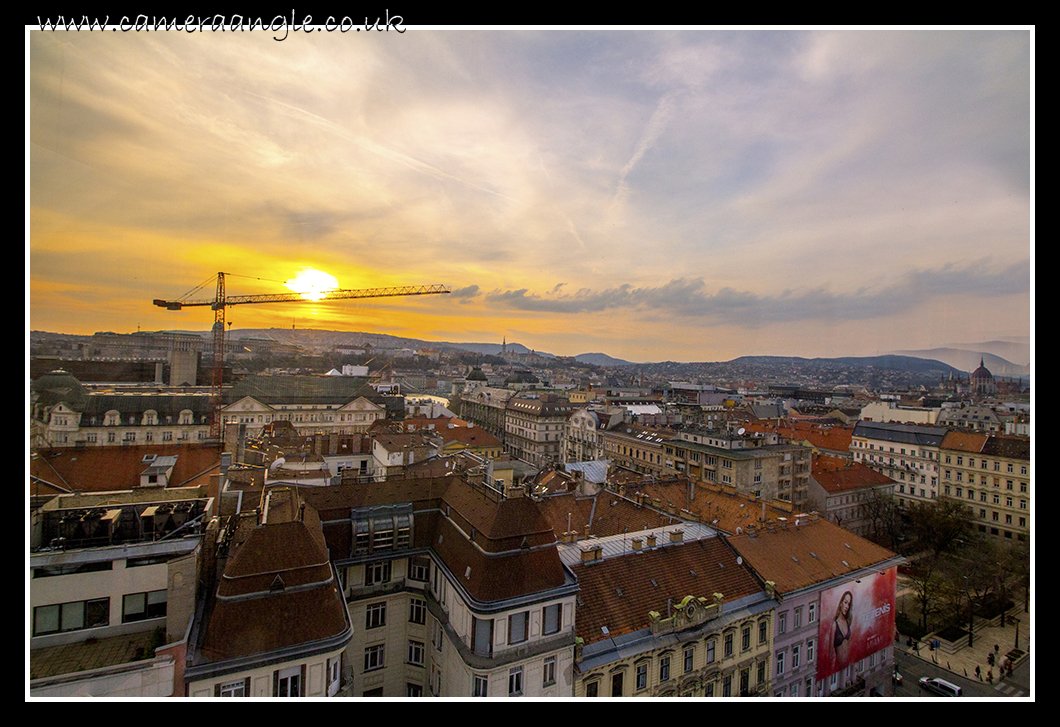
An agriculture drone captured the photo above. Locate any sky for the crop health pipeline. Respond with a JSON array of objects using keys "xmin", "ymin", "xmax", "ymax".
[{"xmin": 28, "ymin": 26, "xmax": 1033, "ymax": 363}]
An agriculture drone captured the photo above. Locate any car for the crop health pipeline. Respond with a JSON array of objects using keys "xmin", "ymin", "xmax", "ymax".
[{"xmin": 918, "ymin": 677, "xmax": 961, "ymax": 697}]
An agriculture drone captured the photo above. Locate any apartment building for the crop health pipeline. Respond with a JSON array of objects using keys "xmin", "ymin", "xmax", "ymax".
[
  {"xmin": 600, "ymin": 423, "xmax": 674, "ymax": 477},
  {"xmin": 563, "ymin": 407, "xmax": 622, "ymax": 464},
  {"xmin": 807, "ymin": 456, "xmax": 897, "ymax": 538},
  {"xmin": 221, "ymin": 375, "xmax": 387, "ymax": 438},
  {"xmin": 663, "ymin": 429, "xmax": 813, "ymax": 506},
  {"xmin": 850, "ymin": 421, "xmax": 948, "ymax": 507},
  {"xmin": 571, "ymin": 533, "xmax": 776, "ymax": 697},
  {"xmin": 938, "ymin": 430, "xmax": 1030, "ymax": 543},
  {"xmin": 184, "ymin": 488, "xmax": 352, "ymax": 697},
  {"xmin": 504, "ymin": 395, "xmax": 577, "ymax": 468},
  {"xmin": 728, "ymin": 516, "xmax": 903, "ymax": 697},
  {"xmin": 458, "ymin": 385, "xmax": 515, "ymax": 443},
  {"xmin": 30, "ymin": 488, "xmax": 209, "ymax": 697},
  {"xmin": 31, "ymin": 370, "xmax": 212, "ymax": 448},
  {"xmin": 300, "ymin": 475, "xmax": 579, "ymax": 698}
]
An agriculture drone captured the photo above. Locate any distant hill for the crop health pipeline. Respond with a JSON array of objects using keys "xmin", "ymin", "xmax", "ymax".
[
  {"xmin": 574, "ymin": 352, "xmax": 636, "ymax": 366},
  {"xmin": 889, "ymin": 346, "xmax": 1029, "ymax": 376},
  {"xmin": 728, "ymin": 354, "xmax": 964, "ymax": 377}
]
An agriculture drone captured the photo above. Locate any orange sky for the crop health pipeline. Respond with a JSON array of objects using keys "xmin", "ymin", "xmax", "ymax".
[{"xmin": 28, "ymin": 28, "xmax": 1032, "ymax": 363}]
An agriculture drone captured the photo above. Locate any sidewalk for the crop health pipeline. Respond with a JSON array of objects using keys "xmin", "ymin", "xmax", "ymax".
[{"xmin": 895, "ymin": 611, "xmax": 1029, "ymax": 690}]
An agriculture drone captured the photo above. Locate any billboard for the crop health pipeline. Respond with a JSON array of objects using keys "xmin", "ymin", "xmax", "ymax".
[{"xmin": 816, "ymin": 567, "xmax": 896, "ymax": 681}]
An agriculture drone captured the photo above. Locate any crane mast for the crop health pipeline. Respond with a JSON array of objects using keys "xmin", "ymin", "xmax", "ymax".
[{"xmin": 153, "ymin": 272, "xmax": 451, "ymax": 441}]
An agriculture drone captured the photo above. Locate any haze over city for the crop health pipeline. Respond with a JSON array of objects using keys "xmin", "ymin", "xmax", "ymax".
[{"xmin": 29, "ymin": 27, "xmax": 1032, "ymax": 363}]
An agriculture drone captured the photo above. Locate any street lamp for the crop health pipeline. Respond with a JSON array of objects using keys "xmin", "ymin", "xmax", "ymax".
[{"xmin": 963, "ymin": 575, "xmax": 974, "ymax": 648}]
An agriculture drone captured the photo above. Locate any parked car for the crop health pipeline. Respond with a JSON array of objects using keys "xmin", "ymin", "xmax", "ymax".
[{"xmin": 918, "ymin": 677, "xmax": 961, "ymax": 696}]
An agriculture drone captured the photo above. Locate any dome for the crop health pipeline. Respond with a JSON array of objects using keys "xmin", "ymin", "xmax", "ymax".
[
  {"xmin": 467, "ymin": 368, "xmax": 487, "ymax": 381},
  {"xmin": 971, "ymin": 357, "xmax": 993, "ymax": 381},
  {"xmin": 31, "ymin": 369, "xmax": 87, "ymax": 409}
]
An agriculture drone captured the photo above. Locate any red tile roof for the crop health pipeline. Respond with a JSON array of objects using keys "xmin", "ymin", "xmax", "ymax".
[
  {"xmin": 811, "ymin": 455, "xmax": 895, "ymax": 494},
  {"xmin": 728, "ymin": 517, "xmax": 898, "ymax": 595},
  {"xmin": 30, "ymin": 444, "xmax": 220, "ymax": 494},
  {"xmin": 572, "ymin": 537, "xmax": 762, "ymax": 645}
]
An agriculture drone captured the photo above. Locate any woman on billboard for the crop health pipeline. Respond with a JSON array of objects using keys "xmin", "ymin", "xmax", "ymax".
[{"xmin": 831, "ymin": 590, "xmax": 853, "ymax": 666}]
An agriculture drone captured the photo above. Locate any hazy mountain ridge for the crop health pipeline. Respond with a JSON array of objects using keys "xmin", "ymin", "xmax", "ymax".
[{"xmin": 889, "ymin": 346, "xmax": 1029, "ymax": 376}]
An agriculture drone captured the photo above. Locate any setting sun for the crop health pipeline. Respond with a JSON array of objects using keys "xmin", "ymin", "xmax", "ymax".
[{"xmin": 284, "ymin": 268, "xmax": 339, "ymax": 301}]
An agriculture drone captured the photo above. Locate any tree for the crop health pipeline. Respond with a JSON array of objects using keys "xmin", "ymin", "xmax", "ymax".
[{"xmin": 903, "ymin": 499, "xmax": 975, "ymax": 631}]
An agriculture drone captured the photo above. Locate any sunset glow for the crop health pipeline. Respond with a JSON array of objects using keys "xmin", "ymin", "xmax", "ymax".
[
  {"xmin": 284, "ymin": 268, "xmax": 340, "ymax": 301},
  {"xmin": 28, "ymin": 29, "xmax": 1031, "ymax": 363}
]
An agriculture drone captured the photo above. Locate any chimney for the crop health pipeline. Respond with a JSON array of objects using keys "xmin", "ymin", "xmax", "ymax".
[
  {"xmin": 670, "ymin": 529, "xmax": 684, "ymax": 544},
  {"xmin": 631, "ymin": 537, "xmax": 643, "ymax": 552},
  {"xmin": 580, "ymin": 544, "xmax": 603, "ymax": 563},
  {"xmin": 646, "ymin": 534, "xmax": 657, "ymax": 548}
]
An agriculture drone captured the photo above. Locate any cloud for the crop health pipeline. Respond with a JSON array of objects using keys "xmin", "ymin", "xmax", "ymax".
[{"xmin": 482, "ymin": 259, "xmax": 1030, "ymax": 328}]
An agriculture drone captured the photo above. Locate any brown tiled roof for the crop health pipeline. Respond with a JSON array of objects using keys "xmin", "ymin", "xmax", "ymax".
[
  {"xmin": 436, "ymin": 425, "xmax": 501, "ymax": 448},
  {"xmin": 728, "ymin": 518, "xmax": 897, "ymax": 595},
  {"xmin": 942, "ymin": 430, "xmax": 1029, "ymax": 461},
  {"xmin": 811, "ymin": 455, "xmax": 895, "ymax": 494},
  {"xmin": 29, "ymin": 444, "xmax": 219, "ymax": 493},
  {"xmin": 572, "ymin": 537, "xmax": 762, "ymax": 645},
  {"xmin": 198, "ymin": 495, "xmax": 349, "ymax": 663},
  {"xmin": 534, "ymin": 491, "xmax": 680, "ymax": 539},
  {"xmin": 744, "ymin": 419, "xmax": 853, "ymax": 453},
  {"xmin": 431, "ymin": 515, "xmax": 567, "ymax": 602},
  {"xmin": 623, "ymin": 478, "xmax": 790, "ymax": 535},
  {"xmin": 940, "ymin": 430, "xmax": 988, "ymax": 453}
]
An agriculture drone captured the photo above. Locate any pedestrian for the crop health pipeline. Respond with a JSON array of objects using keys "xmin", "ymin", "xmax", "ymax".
[
  {"xmin": 994, "ymin": 644, "xmax": 999, "ymax": 655},
  {"xmin": 987, "ymin": 670, "xmax": 993, "ymax": 684},
  {"xmin": 975, "ymin": 665, "xmax": 981, "ymax": 680}
]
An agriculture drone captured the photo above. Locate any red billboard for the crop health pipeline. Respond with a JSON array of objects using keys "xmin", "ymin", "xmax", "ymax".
[{"xmin": 816, "ymin": 567, "xmax": 896, "ymax": 681}]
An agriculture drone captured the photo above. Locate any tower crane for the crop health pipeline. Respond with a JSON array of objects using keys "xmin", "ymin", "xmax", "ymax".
[{"xmin": 153, "ymin": 272, "xmax": 451, "ymax": 440}]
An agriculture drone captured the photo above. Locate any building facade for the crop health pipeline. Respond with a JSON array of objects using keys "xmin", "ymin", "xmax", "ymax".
[
  {"xmin": 850, "ymin": 421, "xmax": 948, "ymax": 508},
  {"xmin": 938, "ymin": 431, "xmax": 1030, "ymax": 544}
]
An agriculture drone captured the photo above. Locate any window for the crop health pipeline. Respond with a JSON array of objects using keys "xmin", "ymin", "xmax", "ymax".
[
  {"xmin": 406, "ymin": 683, "xmax": 423, "ymax": 697},
  {"xmin": 218, "ymin": 679, "xmax": 247, "ymax": 697},
  {"xmin": 409, "ymin": 556, "xmax": 430, "ymax": 582},
  {"xmin": 636, "ymin": 662, "xmax": 648, "ymax": 691},
  {"xmin": 742, "ymin": 625, "xmax": 751, "ymax": 651},
  {"xmin": 807, "ymin": 639, "xmax": 815, "ymax": 663},
  {"xmin": 366, "ymin": 602, "xmax": 386, "ymax": 629},
  {"xmin": 408, "ymin": 640, "xmax": 425, "ymax": 666},
  {"xmin": 472, "ymin": 617, "xmax": 493, "ymax": 657},
  {"xmin": 508, "ymin": 611, "xmax": 529, "ymax": 644},
  {"xmin": 509, "ymin": 666, "xmax": 523, "ymax": 696},
  {"xmin": 808, "ymin": 603, "xmax": 817, "ymax": 623},
  {"xmin": 792, "ymin": 644, "xmax": 801, "ymax": 669},
  {"xmin": 724, "ymin": 632, "xmax": 734, "ymax": 658},
  {"xmin": 776, "ymin": 651, "xmax": 785, "ymax": 676},
  {"xmin": 611, "ymin": 672, "xmax": 624, "ymax": 697},
  {"xmin": 740, "ymin": 668, "xmax": 750, "ymax": 695},
  {"xmin": 543, "ymin": 603, "xmax": 562, "ymax": 635},
  {"xmin": 473, "ymin": 674, "xmax": 488, "ymax": 697},
  {"xmin": 122, "ymin": 590, "xmax": 167, "ymax": 623},
  {"xmin": 543, "ymin": 656, "xmax": 557, "ymax": 687},
  {"xmin": 757, "ymin": 660, "xmax": 766, "ymax": 686},
  {"xmin": 660, "ymin": 655, "xmax": 671, "ymax": 682},
  {"xmin": 794, "ymin": 607, "xmax": 802, "ymax": 628},
  {"xmin": 705, "ymin": 639, "xmax": 716, "ymax": 664},
  {"xmin": 276, "ymin": 666, "xmax": 302, "ymax": 697},
  {"xmin": 778, "ymin": 611, "xmax": 787, "ymax": 634},
  {"xmin": 759, "ymin": 619, "xmax": 768, "ymax": 643},
  {"xmin": 723, "ymin": 674, "xmax": 732, "ymax": 697},
  {"xmin": 585, "ymin": 681, "xmax": 599, "ymax": 697},
  {"xmin": 409, "ymin": 597, "xmax": 427, "ymax": 625},
  {"xmin": 364, "ymin": 644, "xmax": 385, "ymax": 672},
  {"xmin": 33, "ymin": 598, "xmax": 109, "ymax": 636},
  {"xmin": 685, "ymin": 647, "xmax": 695, "ymax": 674},
  {"xmin": 365, "ymin": 561, "xmax": 391, "ymax": 585}
]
